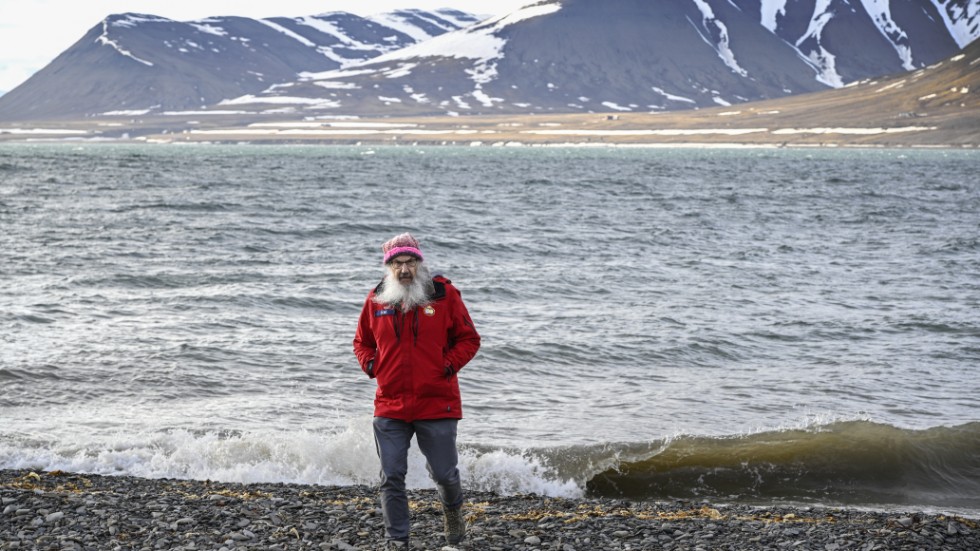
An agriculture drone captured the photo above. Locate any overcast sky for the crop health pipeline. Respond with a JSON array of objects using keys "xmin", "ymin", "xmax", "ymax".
[{"xmin": 0, "ymin": 1, "xmax": 534, "ymax": 93}]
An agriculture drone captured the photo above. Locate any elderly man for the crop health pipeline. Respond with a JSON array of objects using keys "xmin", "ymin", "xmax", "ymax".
[{"xmin": 353, "ymin": 233, "xmax": 481, "ymax": 548}]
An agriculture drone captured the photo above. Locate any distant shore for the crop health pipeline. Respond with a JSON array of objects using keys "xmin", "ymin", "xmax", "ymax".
[
  {"xmin": 1, "ymin": 103, "xmax": 977, "ymax": 148},
  {"xmin": 1, "ymin": 133, "xmax": 976, "ymax": 149},
  {"xmin": 2, "ymin": 469, "xmax": 976, "ymax": 550}
]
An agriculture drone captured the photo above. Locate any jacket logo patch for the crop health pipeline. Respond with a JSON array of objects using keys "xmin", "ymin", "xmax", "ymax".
[
  {"xmin": 375, "ymin": 308, "xmax": 396, "ymax": 317},
  {"xmin": 423, "ymin": 305, "xmax": 436, "ymax": 316}
]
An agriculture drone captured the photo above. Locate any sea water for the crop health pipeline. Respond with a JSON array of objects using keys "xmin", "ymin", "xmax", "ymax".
[{"xmin": 1, "ymin": 143, "xmax": 978, "ymax": 515}]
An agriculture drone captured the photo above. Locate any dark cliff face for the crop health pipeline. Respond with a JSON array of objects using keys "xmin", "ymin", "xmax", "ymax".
[{"xmin": 0, "ymin": 1, "xmax": 975, "ymax": 122}]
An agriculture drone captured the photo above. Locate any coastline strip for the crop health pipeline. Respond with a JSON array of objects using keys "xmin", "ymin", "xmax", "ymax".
[{"xmin": 2, "ymin": 469, "xmax": 976, "ymax": 550}]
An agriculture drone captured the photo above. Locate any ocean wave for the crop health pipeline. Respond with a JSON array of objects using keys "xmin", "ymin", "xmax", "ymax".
[
  {"xmin": 0, "ymin": 420, "xmax": 582, "ymax": 499},
  {"xmin": 586, "ymin": 421, "xmax": 980, "ymax": 511},
  {"xmin": 3, "ymin": 419, "xmax": 976, "ymax": 514}
]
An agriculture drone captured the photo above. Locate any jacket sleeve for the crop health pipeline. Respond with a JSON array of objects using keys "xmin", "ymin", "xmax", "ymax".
[
  {"xmin": 443, "ymin": 285, "xmax": 480, "ymax": 373},
  {"xmin": 353, "ymin": 294, "xmax": 378, "ymax": 378}
]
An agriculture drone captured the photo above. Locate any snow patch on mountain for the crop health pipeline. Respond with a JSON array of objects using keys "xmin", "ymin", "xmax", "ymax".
[
  {"xmin": 98, "ymin": 16, "xmax": 154, "ymax": 66},
  {"xmin": 259, "ymin": 19, "xmax": 317, "ymax": 47},
  {"xmin": 472, "ymin": 89, "xmax": 500, "ymax": 107},
  {"xmin": 314, "ymin": 81, "xmax": 360, "ymax": 90},
  {"xmin": 303, "ymin": 67, "xmax": 375, "ymax": 80},
  {"xmin": 369, "ymin": 12, "xmax": 440, "ymax": 43},
  {"xmin": 602, "ymin": 101, "xmax": 633, "ymax": 111},
  {"xmin": 385, "ymin": 63, "xmax": 417, "ymax": 78},
  {"xmin": 795, "ymin": 0, "xmax": 844, "ymax": 87},
  {"xmin": 375, "ymin": 26, "xmax": 503, "ymax": 65},
  {"xmin": 219, "ymin": 94, "xmax": 341, "ymax": 109},
  {"xmin": 190, "ymin": 22, "xmax": 228, "ymax": 37},
  {"xmin": 286, "ymin": 1, "xmax": 561, "ymax": 112},
  {"xmin": 861, "ymin": 0, "xmax": 914, "ymax": 70},
  {"xmin": 652, "ymin": 86, "xmax": 697, "ymax": 104},
  {"xmin": 690, "ymin": 0, "xmax": 748, "ymax": 77},
  {"xmin": 759, "ymin": 0, "xmax": 789, "ymax": 33},
  {"xmin": 399, "ymin": 10, "xmax": 457, "ymax": 32},
  {"xmin": 430, "ymin": 8, "xmax": 486, "ymax": 28},
  {"xmin": 367, "ymin": 8, "xmax": 481, "ymax": 44},
  {"xmin": 930, "ymin": 0, "xmax": 980, "ymax": 47},
  {"xmin": 108, "ymin": 14, "xmax": 171, "ymax": 28},
  {"xmin": 295, "ymin": 16, "xmax": 375, "ymax": 51},
  {"xmin": 370, "ymin": 2, "xmax": 562, "ymax": 66}
]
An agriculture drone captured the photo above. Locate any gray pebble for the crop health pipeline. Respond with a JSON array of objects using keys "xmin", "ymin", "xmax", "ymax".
[{"xmin": 2, "ymin": 468, "xmax": 977, "ymax": 551}]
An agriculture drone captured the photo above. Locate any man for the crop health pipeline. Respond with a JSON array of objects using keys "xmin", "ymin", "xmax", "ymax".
[{"xmin": 353, "ymin": 233, "xmax": 481, "ymax": 548}]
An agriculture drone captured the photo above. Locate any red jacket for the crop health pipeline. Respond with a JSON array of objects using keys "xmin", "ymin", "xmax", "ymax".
[{"xmin": 353, "ymin": 275, "xmax": 480, "ymax": 421}]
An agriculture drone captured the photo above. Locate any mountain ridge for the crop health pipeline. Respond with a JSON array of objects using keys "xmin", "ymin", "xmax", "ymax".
[
  {"xmin": 0, "ymin": 8, "xmax": 482, "ymax": 121},
  {"xmin": 1, "ymin": 39, "xmax": 975, "ymax": 147},
  {"xmin": 0, "ymin": 0, "xmax": 976, "ymax": 136},
  {"xmin": 217, "ymin": 0, "xmax": 977, "ymax": 119}
]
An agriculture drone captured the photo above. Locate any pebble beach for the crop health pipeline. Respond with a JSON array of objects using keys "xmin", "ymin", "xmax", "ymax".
[{"xmin": 1, "ymin": 469, "xmax": 976, "ymax": 551}]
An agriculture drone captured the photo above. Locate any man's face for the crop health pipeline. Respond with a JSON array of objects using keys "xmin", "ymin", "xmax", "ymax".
[{"xmin": 388, "ymin": 255, "xmax": 418, "ymax": 286}]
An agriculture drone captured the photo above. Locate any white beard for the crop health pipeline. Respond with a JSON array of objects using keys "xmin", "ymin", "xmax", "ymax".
[{"xmin": 373, "ymin": 262, "xmax": 434, "ymax": 312}]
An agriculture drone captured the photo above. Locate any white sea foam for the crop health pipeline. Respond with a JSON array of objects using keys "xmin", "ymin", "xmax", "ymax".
[{"xmin": 0, "ymin": 418, "xmax": 585, "ymax": 498}]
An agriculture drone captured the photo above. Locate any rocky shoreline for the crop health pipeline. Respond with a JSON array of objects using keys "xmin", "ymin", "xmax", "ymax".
[{"xmin": 1, "ymin": 469, "xmax": 976, "ymax": 550}]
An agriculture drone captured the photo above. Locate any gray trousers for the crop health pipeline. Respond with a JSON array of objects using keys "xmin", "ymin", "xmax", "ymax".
[{"xmin": 372, "ymin": 417, "xmax": 463, "ymax": 542}]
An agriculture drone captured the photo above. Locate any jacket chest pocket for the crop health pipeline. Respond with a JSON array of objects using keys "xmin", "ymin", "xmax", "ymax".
[{"xmin": 372, "ymin": 310, "xmax": 400, "ymax": 343}]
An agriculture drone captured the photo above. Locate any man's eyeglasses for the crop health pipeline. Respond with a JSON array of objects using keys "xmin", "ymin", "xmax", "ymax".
[{"xmin": 389, "ymin": 259, "xmax": 418, "ymax": 269}]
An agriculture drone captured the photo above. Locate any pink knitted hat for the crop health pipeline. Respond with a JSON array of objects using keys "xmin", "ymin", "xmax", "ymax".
[{"xmin": 382, "ymin": 232, "xmax": 424, "ymax": 264}]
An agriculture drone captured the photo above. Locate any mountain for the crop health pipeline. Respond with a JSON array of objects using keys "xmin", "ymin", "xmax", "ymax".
[
  {"xmin": 0, "ymin": 36, "xmax": 976, "ymax": 146},
  {"xmin": 761, "ymin": 32, "xmax": 980, "ymax": 145},
  {"xmin": 197, "ymin": 38, "xmax": 977, "ymax": 146},
  {"xmin": 0, "ymin": 0, "xmax": 976, "ymax": 123},
  {"xmin": 215, "ymin": 0, "xmax": 978, "ymax": 118},
  {"xmin": 569, "ymin": 33, "xmax": 980, "ymax": 146},
  {"xmin": 0, "ymin": 9, "xmax": 481, "ymax": 121}
]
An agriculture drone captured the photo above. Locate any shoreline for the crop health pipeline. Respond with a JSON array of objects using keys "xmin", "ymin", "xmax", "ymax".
[
  {"xmin": 2, "ymin": 469, "xmax": 976, "ymax": 550},
  {"xmin": 1, "ymin": 103, "xmax": 977, "ymax": 148},
  {"xmin": 1, "ymin": 136, "xmax": 978, "ymax": 150}
]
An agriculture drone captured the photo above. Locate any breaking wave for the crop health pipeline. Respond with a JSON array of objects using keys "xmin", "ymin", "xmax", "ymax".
[
  {"xmin": 586, "ymin": 421, "xmax": 980, "ymax": 512},
  {"xmin": 3, "ymin": 420, "xmax": 978, "ymax": 515}
]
